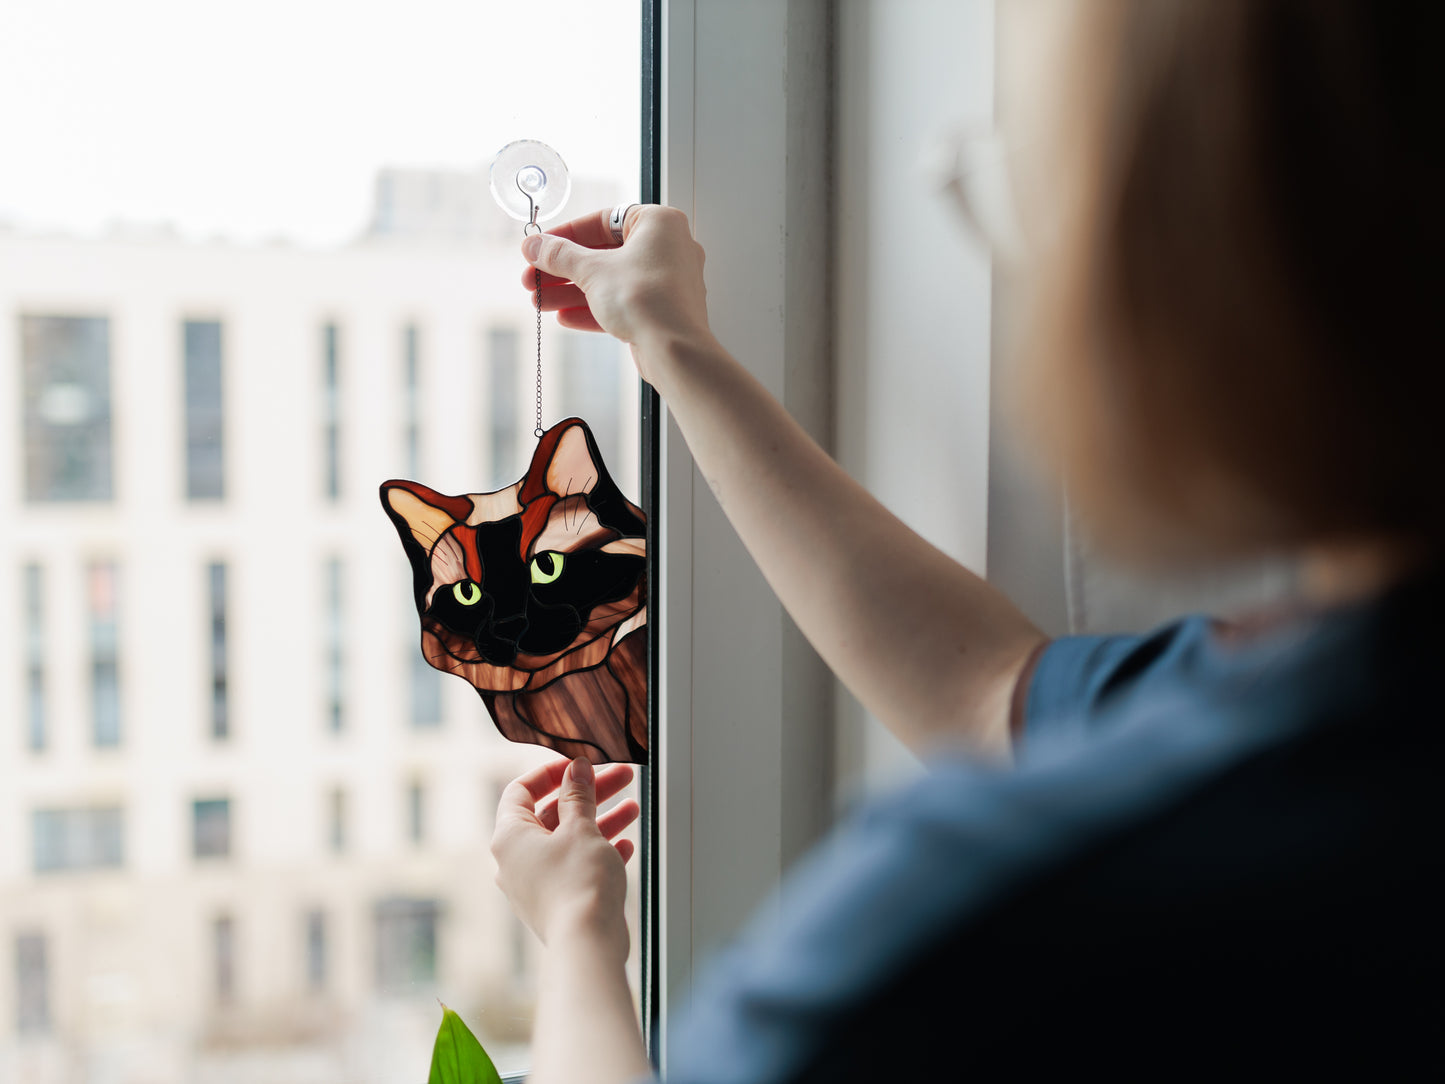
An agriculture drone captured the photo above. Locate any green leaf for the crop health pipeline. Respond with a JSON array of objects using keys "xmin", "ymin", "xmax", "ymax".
[{"xmin": 428, "ymin": 1003, "xmax": 504, "ymax": 1084}]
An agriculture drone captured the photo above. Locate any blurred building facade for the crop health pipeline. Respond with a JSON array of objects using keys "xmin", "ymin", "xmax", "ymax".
[{"xmin": 0, "ymin": 172, "xmax": 639, "ymax": 1083}]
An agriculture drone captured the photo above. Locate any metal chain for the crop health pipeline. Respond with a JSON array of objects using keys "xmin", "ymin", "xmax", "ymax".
[{"xmin": 532, "ymin": 264, "xmax": 544, "ymax": 439}]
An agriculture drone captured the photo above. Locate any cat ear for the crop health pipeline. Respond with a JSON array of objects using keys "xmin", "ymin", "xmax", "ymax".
[
  {"xmin": 523, "ymin": 419, "xmax": 645, "ymax": 537},
  {"xmin": 379, "ymin": 480, "xmax": 472, "ymax": 552},
  {"xmin": 380, "ymin": 480, "xmax": 476, "ymax": 614}
]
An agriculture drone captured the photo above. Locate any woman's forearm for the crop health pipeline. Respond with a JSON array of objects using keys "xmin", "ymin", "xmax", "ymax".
[
  {"xmin": 642, "ymin": 331, "xmax": 1046, "ymax": 757},
  {"xmin": 529, "ymin": 922, "xmax": 650, "ymax": 1084}
]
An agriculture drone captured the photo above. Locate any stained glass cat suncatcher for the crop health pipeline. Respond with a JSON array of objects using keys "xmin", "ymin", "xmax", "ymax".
[{"xmin": 381, "ymin": 419, "xmax": 647, "ymax": 764}]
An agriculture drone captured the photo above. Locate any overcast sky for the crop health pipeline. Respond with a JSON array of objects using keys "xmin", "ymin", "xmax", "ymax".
[{"xmin": 0, "ymin": 0, "xmax": 641, "ymax": 246}]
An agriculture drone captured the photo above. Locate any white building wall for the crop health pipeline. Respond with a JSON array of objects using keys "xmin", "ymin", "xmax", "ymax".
[{"xmin": 0, "ymin": 228, "xmax": 640, "ymax": 1082}]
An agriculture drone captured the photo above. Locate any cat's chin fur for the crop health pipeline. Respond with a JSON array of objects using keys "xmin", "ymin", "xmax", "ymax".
[{"xmin": 381, "ymin": 418, "xmax": 648, "ymax": 764}]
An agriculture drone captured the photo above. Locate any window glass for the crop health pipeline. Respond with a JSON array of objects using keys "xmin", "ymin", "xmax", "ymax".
[
  {"xmin": 0, "ymin": 2, "xmax": 642, "ymax": 1080},
  {"xmin": 213, "ymin": 915, "xmax": 237, "ymax": 1004},
  {"xmin": 184, "ymin": 319, "xmax": 225, "ymax": 500},
  {"xmin": 207, "ymin": 562, "xmax": 229, "ymax": 740},
  {"xmin": 21, "ymin": 315, "xmax": 113, "ymax": 503},
  {"xmin": 14, "ymin": 932, "xmax": 50, "ymax": 1035},
  {"xmin": 376, "ymin": 898, "xmax": 441, "ymax": 993},
  {"xmin": 323, "ymin": 556, "xmax": 346, "ymax": 733},
  {"xmin": 87, "ymin": 561, "xmax": 121, "ymax": 748},
  {"xmin": 305, "ymin": 910, "xmax": 329, "ymax": 992},
  {"xmin": 192, "ymin": 798, "xmax": 233, "ymax": 860},
  {"xmin": 407, "ymin": 780, "xmax": 428, "ymax": 846},
  {"xmin": 487, "ymin": 326, "xmax": 522, "ymax": 488},
  {"xmin": 22, "ymin": 564, "xmax": 45, "ymax": 752},
  {"xmin": 31, "ymin": 807, "xmax": 125, "ymax": 873},
  {"xmin": 322, "ymin": 322, "xmax": 343, "ymax": 501},
  {"xmin": 403, "ymin": 323, "xmax": 423, "ymax": 478},
  {"xmin": 410, "ymin": 647, "xmax": 445, "ymax": 728},
  {"xmin": 327, "ymin": 787, "xmax": 349, "ymax": 854}
]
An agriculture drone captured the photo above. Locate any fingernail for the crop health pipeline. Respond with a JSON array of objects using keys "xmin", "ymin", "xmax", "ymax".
[
  {"xmin": 572, "ymin": 757, "xmax": 593, "ymax": 784},
  {"xmin": 522, "ymin": 235, "xmax": 543, "ymax": 261}
]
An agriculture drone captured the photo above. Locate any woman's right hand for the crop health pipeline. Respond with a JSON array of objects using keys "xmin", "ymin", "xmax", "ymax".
[{"xmin": 519, "ymin": 205, "xmax": 715, "ymax": 386}]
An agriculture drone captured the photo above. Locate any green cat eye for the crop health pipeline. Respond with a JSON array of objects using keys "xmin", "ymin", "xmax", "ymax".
[
  {"xmin": 529, "ymin": 552, "xmax": 565, "ymax": 585},
  {"xmin": 453, "ymin": 581, "xmax": 483, "ymax": 606}
]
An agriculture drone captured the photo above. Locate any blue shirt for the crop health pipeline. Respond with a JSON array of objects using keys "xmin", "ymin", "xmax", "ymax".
[{"xmin": 665, "ymin": 571, "xmax": 1445, "ymax": 1080}]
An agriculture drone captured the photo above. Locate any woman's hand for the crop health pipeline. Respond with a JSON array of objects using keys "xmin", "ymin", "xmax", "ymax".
[
  {"xmin": 520, "ymin": 205, "xmax": 715, "ymax": 385},
  {"xmin": 491, "ymin": 757, "xmax": 640, "ymax": 956}
]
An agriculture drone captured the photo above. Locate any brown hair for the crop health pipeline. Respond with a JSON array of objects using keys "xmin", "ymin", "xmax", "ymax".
[{"xmin": 1023, "ymin": 0, "xmax": 1445, "ymax": 559}]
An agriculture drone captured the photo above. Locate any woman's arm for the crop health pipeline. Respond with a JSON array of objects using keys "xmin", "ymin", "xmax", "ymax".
[
  {"xmin": 492, "ymin": 758, "xmax": 650, "ymax": 1084},
  {"xmin": 524, "ymin": 208, "xmax": 1046, "ymax": 757}
]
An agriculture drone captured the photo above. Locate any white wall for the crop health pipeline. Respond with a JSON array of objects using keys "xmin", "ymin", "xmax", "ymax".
[{"xmin": 833, "ymin": 0, "xmax": 997, "ymax": 805}]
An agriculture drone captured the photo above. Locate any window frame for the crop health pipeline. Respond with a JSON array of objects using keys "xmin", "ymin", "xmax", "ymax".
[{"xmin": 641, "ymin": 1, "xmax": 837, "ymax": 1073}]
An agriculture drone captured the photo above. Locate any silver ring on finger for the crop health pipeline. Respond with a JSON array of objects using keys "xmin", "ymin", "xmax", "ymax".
[{"xmin": 609, "ymin": 203, "xmax": 640, "ymax": 245}]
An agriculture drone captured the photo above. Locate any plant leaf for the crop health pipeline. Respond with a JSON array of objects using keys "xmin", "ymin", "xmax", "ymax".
[{"xmin": 428, "ymin": 1004, "xmax": 504, "ymax": 1084}]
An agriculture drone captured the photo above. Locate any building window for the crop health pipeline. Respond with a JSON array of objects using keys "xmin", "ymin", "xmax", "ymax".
[
  {"xmin": 183, "ymin": 319, "xmax": 225, "ymax": 500},
  {"xmin": 192, "ymin": 798, "xmax": 232, "ymax": 859},
  {"xmin": 88, "ymin": 560, "xmax": 121, "ymax": 748},
  {"xmin": 305, "ymin": 910, "xmax": 327, "ymax": 993},
  {"xmin": 403, "ymin": 323, "xmax": 422, "ymax": 477},
  {"xmin": 410, "ymin": 648, "xmax": 443, "ymax": 729},
  {"xmin": 14, "ymin": 932, "xmax": 50, "ymax": 1035},
  {"xmin": 32, "ymin": 806, "xmax": 125, "ymax": 873},
  {"xmin": 23, "ymin": 564, "xmax": 45, "ymax": 752},
  {"xmin": 558, "ymin": 331, "xmax": 624, "ymax": 466},
  {"xmin": 406, "ymin": 780, "xmax": 426, "ymax": 846},
  {"xmin": 21, "ymin": 314, "xmax": 113, "ymax": 502},
  {"xmin": 213, "ymin": 915, "xmax": 235, "ymax": 1005},
  {"xmin": 322, "ymin": 322, "xmax": 341, "ymax": 501},
  {"xmin": 207, "ymin": 562, "xmax": 229, "ymax": 740},
  {"xmin": 327, "ymin": 787, "xmax": 348, "ymax": 854},
  {"xmin": 375, "ymin": 898, "xmax": 439, "ymax": 993},
  {"xmin": 324, "ymin": 558, "xmax": 344, "ymax": 732},
  {"xmin": 487, "ymin": 327, "xmax": 519, "ymax": 488}
]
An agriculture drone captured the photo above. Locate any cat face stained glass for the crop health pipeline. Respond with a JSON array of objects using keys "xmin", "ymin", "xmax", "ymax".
[{"xmin": 381, "ymin": 419, "xmax": 647, "ymax": 764}]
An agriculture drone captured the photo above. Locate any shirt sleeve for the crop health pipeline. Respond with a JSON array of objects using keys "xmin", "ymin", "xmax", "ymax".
[
  {"xmin": 1019, "ymin": 617, "xmax": 1211, "ymax": 753},
  {"xmin": 661, "ymin": 758, "xmax": 1084, "ymax": 1084}
]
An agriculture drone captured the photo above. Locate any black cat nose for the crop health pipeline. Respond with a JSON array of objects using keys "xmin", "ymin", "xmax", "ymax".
[{"xmin": 493, "ymin": 614, "xmax": 528, "ymax": 643}]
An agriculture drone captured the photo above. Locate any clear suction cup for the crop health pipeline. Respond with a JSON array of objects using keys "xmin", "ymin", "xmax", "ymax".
[{"xmin": 489, "ymin": 140, "xmax": 572, "ymax": 227}]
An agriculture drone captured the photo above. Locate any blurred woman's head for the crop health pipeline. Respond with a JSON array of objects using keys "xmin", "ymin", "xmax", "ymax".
[{"xmin": 1019, "ymin": 0, "xmax": 1443, "ymax": 564}]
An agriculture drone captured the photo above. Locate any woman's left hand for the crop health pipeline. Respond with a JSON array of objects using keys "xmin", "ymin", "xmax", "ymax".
[{"xmin": 491, "ymin": 757, "xmax": 640, "ymax": 955}]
